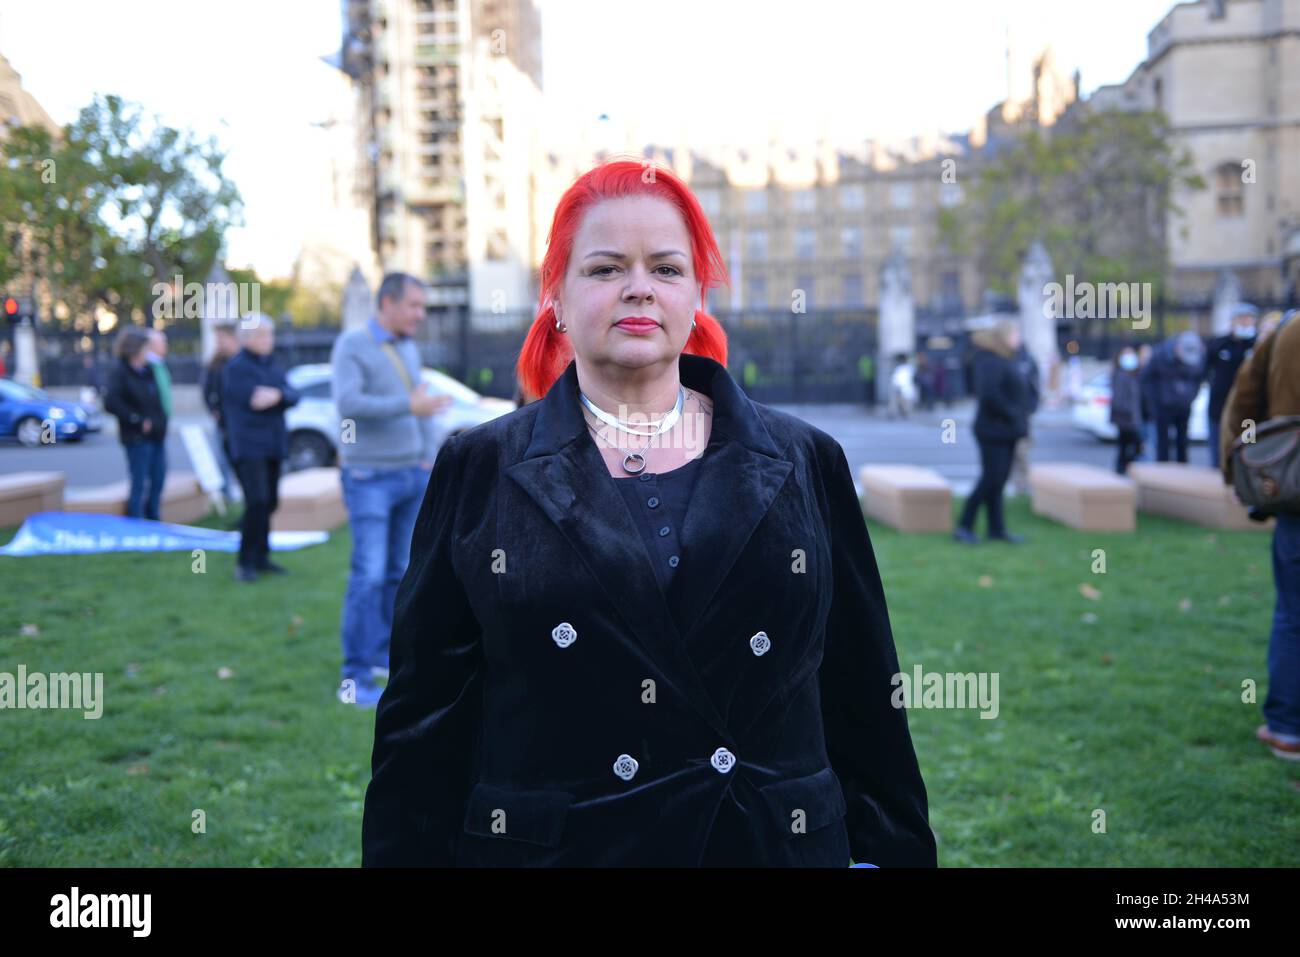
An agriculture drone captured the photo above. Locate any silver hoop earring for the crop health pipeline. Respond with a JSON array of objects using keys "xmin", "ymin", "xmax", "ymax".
[{"xmin": 555, "ymin": 317, "xmax": 566, "ymax": 333}]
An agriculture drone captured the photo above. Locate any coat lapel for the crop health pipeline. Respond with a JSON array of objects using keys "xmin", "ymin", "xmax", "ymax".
[{"xmin": 504, "ymin": 353, "xmax": 793, "ymax": 739}]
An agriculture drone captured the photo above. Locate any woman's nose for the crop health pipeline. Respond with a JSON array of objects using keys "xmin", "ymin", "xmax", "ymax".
[{"xmin": 622, "ymin": 263, "xmax": 655, "ymax": 300}]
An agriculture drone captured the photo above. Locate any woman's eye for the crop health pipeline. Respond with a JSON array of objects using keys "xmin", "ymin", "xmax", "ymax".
[{"xmin": 590, "ymin": 264, "xmax": 682, "ymax": 277}]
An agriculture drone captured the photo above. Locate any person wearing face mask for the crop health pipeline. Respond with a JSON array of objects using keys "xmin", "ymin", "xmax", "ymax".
[
  {"xmin": 1141, "ymin": 330, "xmax": 1206, "ymax": 463},
  {"xmin": 1203, "ymin": 303, "xmax": 1258, "ymax": 469},
  {"xmin": 1109, "ymin": 346, "xmax": 1144, "ymax": 474}
]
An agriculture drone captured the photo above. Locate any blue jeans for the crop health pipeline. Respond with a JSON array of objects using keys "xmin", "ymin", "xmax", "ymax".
[
  {"xmin": 339, "ymin": 464, "xmax": 428, "ymax": 685},
  {"xmin": 1264, "ymin": 513, "xmax": 1300, "ymax": 738},
  {"xmin": 124, "ymin": 439, "xmax": 167, "ymax": 520},
  {"xmin": 1207, "ymin": 414, "xmax": 1221, "ymax": 470}
]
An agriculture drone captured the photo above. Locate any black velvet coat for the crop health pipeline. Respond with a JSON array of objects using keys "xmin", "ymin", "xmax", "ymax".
[{"xmin": 361, "ymin": 352, "xmax": 936, "ymax": 867}]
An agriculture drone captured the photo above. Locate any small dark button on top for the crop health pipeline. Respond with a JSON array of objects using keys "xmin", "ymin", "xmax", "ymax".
[
  {"xmin": 639, "ymin": 473, "xmax": 653, "ymax": 482},
  {"xmin": 659, "ymin": 526, "xmax": 670, "ymax": 536},
  {"xmin": 668, "ymin": 555, "xmax": 680, "ymax": 567},
  {"xmin": 647, "ymin": 497, "xmax": 660, "ymax": 508}
]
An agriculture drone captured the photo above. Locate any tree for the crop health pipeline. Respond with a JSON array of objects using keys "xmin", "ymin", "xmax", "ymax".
[
  {"xmin": 939, "ymin": 108, "xmax": 1205, "ymax": 298},
  {"xmin": 0, "ymin": 94, "xmax": 243, "ymax": 327}
]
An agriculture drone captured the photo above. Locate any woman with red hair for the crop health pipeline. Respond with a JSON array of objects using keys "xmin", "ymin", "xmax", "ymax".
[{"xmin": 363, "ymin": 158, "xmax": 935, "ymax": 868}]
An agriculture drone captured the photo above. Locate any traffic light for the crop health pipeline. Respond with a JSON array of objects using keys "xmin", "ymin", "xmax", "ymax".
[{"xmin": 3, "ymin": 296, "xmax": 35, "ymax": 324}]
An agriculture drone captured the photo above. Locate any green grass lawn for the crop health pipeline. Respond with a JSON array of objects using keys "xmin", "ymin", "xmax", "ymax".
[{"xmin": 0, "ymin": 496, "xmax": 1295, "ymax": 866}]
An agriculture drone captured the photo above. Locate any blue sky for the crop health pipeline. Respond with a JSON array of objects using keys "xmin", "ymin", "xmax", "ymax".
[{"xmin": 0, "ymin": 0, "xmax": 1177, "ymax": 276}]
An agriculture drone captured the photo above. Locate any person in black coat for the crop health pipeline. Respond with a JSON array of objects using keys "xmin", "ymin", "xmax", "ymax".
[
  {"xmin": 1203, "ymin": 303, "xmax": 1257, "ymax": 469},
  {"xmin": 220, "ymin": 315, "xmax": 300, "ymax": 581},
  {"xmin": 1140, "ymin": 330, "xmax": 1206, "ymax": 463},
  {"xmin": 954, "ymin": 320, "xmax": 1034, "ymax": 545},
  {"xmin": 1109, "ymin": 346, "xmax": 1144, "ymax": 474},
  {"xmin": 362, "ymin": 165, "xmax": 935, "ymax": 867},
  {"xmin": 103, "ymin": 326, "xmax": 169, "ymax": 520}
]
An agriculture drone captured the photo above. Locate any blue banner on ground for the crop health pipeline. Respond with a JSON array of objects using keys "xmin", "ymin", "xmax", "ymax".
[{"xmin": 0, "ymin": 512, "xmax": 328, "ymax": 557}]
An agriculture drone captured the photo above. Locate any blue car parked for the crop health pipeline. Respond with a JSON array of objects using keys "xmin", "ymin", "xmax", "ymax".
[{"xmin": 0, "ymin": 378, "xmax": 102, "ymax": 446}]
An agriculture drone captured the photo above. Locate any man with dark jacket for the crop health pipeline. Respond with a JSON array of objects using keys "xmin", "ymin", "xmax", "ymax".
[
  {"xmin": 1203, "ymin": 303, "xmax": 1258, "ymax": 469},
  {"xmin": 220, "ymin": 315, "xmax": 301, "ymax": 582},
  {"xmin": 1221, "ymin": 309, "xmax": 1300, "ymax": 760},
  {"xmin": 1140, "ymin": 330, "xmax": 1205, "ymax": 463}
]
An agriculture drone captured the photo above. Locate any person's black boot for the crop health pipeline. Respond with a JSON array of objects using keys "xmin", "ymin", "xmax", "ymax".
[
  {"xmin": 234, "ymin": 565, "xmax": 259, "ymax": 583},
  {"xmin": 953, "ymin": 526, "xmax": 979, "ymax": 545}
]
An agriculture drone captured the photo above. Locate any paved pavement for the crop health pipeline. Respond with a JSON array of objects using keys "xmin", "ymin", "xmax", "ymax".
[{"xmin": 1, "ymin": 385, "xmax": 1211, "ymax": 495}]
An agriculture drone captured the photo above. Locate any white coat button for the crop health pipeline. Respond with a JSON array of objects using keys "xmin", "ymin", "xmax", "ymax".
[
  {"xmin": 710, "ymin": 748, "xmax": 736, "ymax": 773},
  {"xmin": 551, "ymin": 622, "xmax": 577, "ymax": 648},
  {"xmin": 613, "ymin": 754, "xmax": 639, "ymax": 781},
  {"xmin": 749, "ymin": 631, "xmax": 771, "ymax": 656}
]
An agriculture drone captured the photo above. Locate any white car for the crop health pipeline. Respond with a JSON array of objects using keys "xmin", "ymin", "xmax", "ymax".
[
  {"xmin": 283, "ymin": 363, "xmax": 516, "ymax": 471},
  {"xmin": 1072, "ymin": 371, "xmax": 1209, "ymax": 443}
]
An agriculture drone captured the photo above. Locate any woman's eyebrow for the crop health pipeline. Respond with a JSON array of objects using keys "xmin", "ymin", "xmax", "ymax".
[{"xmin": 583, "ymin": 249, "xmax": 688, "ymax": 260}]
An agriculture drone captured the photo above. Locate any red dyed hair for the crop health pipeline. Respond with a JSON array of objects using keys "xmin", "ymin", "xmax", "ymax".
[{"xmin": 515, "ymin": 157, "xmax": 730, "ymax": 401}]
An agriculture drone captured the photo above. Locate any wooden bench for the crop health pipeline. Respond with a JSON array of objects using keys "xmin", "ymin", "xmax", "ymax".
[
  {"xmin": 0, "ymin": 471, "xmax": 66, "ymax": 527},
  {"xmin": 64, "ymin": 471, "xmax": 211, "ymax": 525},
  {"xmin": 858, "ymin": 465, "xmax": 953, "ymax": 532},
  {"xmin": 271, "ymin": 467, "xmax": 348, "ymax": 532},
  {"xmin": 1126, "ymin": 462, "xmax": 1273, "ymax": 531},
  {"xmin": 1028, "ymin": 462, "xmax": 1136, "ymax": 531}
]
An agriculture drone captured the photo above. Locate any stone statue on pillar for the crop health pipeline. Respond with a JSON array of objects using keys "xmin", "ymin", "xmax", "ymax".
[
  {"xmin": 1211, "ymin": 269, "xmax": 1242, "ymax": 336},
  {"xmin": 877, "ymin": 249, "xmax": 915, "ymax": 406},
  {"xmin": 1017, "ymin": 241, "xmax": 1059, "ymax": 406},
  {"xmin": 201, "ymin": 262, "xmax": 236, "ymax": 364},
  {"xmin": 342, "ymin": 266, "xmax": 372, "ymax": 333}
]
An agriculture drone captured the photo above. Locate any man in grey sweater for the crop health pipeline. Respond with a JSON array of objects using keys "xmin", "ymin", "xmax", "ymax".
[{"xmin": 331, "ymin": 272, "xmax": 452, "ymax": 707}]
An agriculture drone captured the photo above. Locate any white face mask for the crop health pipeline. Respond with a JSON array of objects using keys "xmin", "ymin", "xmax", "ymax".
[
  {"xmin": 1119, "ymin": 353, "xmax": 1138, "ymax": 371},
  {"xmin": 1234, "ymin": 325, "xmax": 1256, "ymax": 338}
]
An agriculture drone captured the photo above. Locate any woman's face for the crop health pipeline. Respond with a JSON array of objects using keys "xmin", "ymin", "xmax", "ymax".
[{"xmin": 555, "ymin": 195, "xmax": 701, "ymax": 374}]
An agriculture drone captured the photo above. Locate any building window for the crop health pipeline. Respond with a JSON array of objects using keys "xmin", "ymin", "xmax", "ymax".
[
  {"xmin": 890, "ymin": 182, "xmax": 913, "ymax": 209},
  {"xmin": 794, "ymin": 227, "xmax": 816, "ymax": 259},
  {"xmin": 840, "ymin": 184, "xmax": 865, "ymax": 211},
  {"xmin": 841, "ymin": 226, "xmax": 863, "ymax": 258},
  {"xmin": 842, "ymin": 274, "xmax": 864, "ymax": 307},
  {"xmin": 939, "ymin": 183, "xmax": 963, "ymax": 208},
  {"xmin": 746, "ymin": 276, "xmax": 768, "ymax": 308},
  {"xmin": 745, "ymin": 229, "xmax": 768, "ymax": 262},
  {"xmin": 792, "ymin": 188, "xmax": 816, "ymax": 213},
  {"xmin": 889, "ymin": 226, "xmax": 913, "ymax": 253},
  {"xmin": 697, "ymin": 190, "xmax": 721, "ymax": 218},
  {"xmin": 1216, "ymin": 162, "xmax": 1244, "ymax": 217},
  {"xmin": 744, "ymin": 189, "xmax": 767, "ymax": 215}
]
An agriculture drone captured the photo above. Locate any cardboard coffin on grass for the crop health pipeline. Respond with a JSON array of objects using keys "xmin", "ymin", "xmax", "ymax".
[
  {"xmin": 858, "ymin": 465, "xmax": 953, "ymax": 533},
  {"xmin": 1028, "ymin": 462, "xmax": 1136, "ymax": 532},
  {"xmin": 1126, "ymin": 462, "xmax": 1273, "ymax": 531},
  {"xmin": 0, "ymin": 471, "xmax": 66, "ymax": 528},
  {"xmin": 64, "ymin": 471, "xmax": 209, "ymax": 525},
  {"xmin": 270, "ymin": 467, "xmax": 347, "ymax": 532}
]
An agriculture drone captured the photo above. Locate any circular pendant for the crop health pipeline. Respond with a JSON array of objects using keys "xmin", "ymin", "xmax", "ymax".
[{"xmin": 622, "ymin": 452, "xmax": 647, "ymax": 474}]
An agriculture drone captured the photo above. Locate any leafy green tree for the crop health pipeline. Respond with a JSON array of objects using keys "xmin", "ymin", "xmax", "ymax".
[
  {"xmin": 0, "ymin": 94, "xmax": 242, "ymax": 327},
  {"xmin": 939, "ymin": 108, "xmax": 1205, "ymax": 297}
]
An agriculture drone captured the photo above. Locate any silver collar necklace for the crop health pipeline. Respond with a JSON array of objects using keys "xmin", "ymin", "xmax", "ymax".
[{"xmin": 579, "ymin": 386, "xmax": 684, "ymax": 475}]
